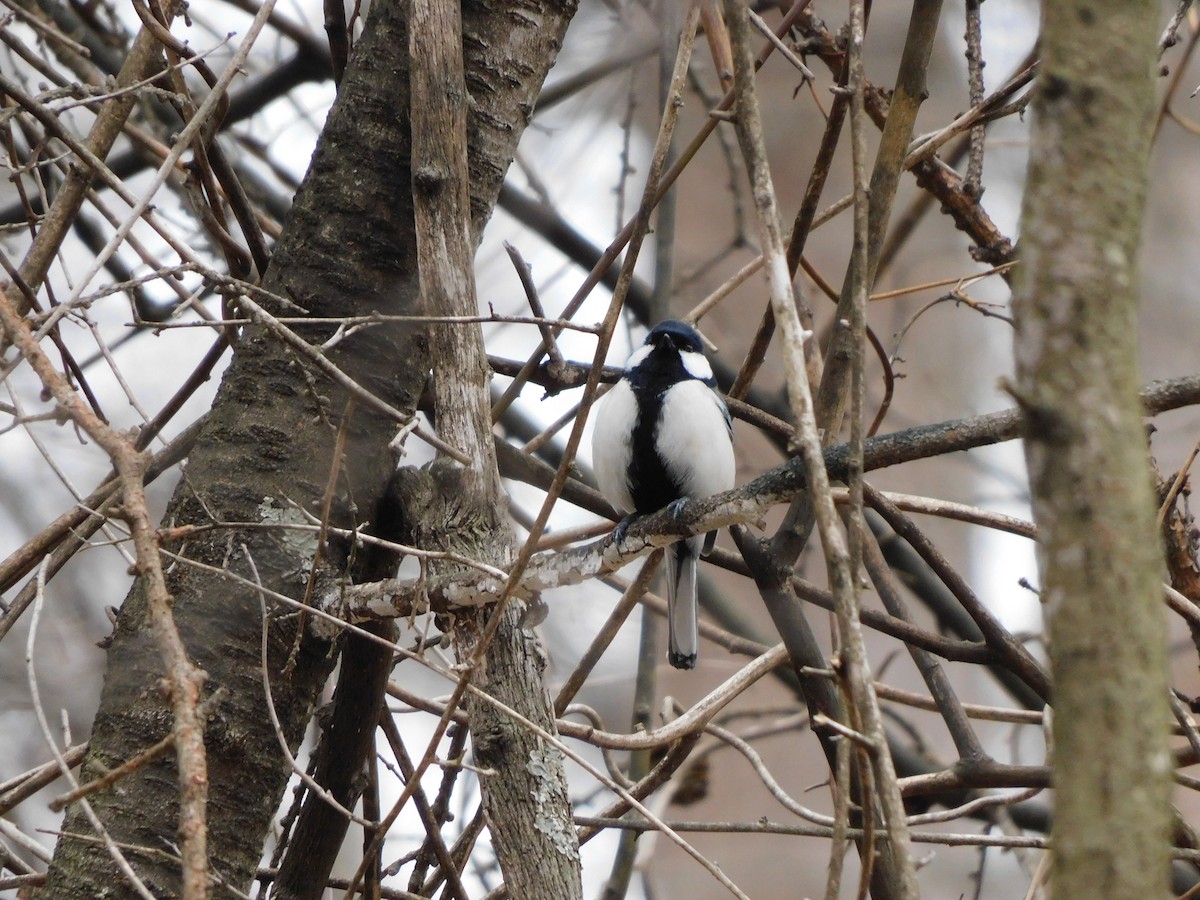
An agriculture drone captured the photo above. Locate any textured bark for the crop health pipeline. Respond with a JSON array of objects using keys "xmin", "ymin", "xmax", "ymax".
[
  {"xmin": 1012, "ymin": 2, "xmax": 1172, "ymax": 898},
  {"xmin": 38, "ymin": 1, "xmax": 577, "ymax": 896},
  {"xmin": 392, "ymin": 463, "xmax": 585, "ymax": 899},
  {"xmin": 410, "ymin": 0, "xmax": 582, "ymax": 893},
  {"xmin": 459, "ymin": 605, "xmax": 583, "ymax": 898}
]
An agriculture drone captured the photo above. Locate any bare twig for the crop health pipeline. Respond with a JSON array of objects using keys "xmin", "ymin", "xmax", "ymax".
[
  {"xmin": 504, "ymin": 241, "xmax": 565, "ymax": 369},
  {"xmin": 1, "ymin": 241, "xmax": 211, "ymax": 899},
  {"xmin": 0, "ymin": 743, "xmax": 88, "ymax": 816},
  {"xmin": 725, "ymin": 2, "xmax": 917, "ymax": 891},
  {"xmin": 25, "ymin": 562, "xmax": 156, "ymax": 899}
]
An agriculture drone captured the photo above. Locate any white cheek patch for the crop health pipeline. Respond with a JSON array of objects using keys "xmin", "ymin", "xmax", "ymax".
[
  {"xmin": 624, "ymin": 344, "xmax": 652, "ymax": 370},
  {"xmin": 679, "ymin": 350, "xmax": 713, "ymax": 382},
  {"xmin": 656, "ymin": 381, "xmax": 736, "ymax": 500},
  {"xmin": 590, "ymin": 381, "xmax": 637, "ymax": 514}
]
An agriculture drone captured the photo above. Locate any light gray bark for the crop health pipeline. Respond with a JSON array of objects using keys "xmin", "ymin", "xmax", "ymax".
[{"xmin": 410, "ymin": 0, "xmax": 583, "ymax": 895}]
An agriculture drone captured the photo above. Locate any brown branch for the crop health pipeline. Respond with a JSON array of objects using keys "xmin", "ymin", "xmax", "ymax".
[
  {"xmin": 814, "ymin": 0, "xmax": 945, "ymax": 439},
  {"xmin": 376, "ymin": 715, "xmax": 471, "ymax": 900},
  {"xmin": 0, "ymin": 413, "xmax": 204, "ymax": 606},
  {"xmin": 338, "ymin": 372, "xmax": 1200, "ymax": 618},
  {"xmin": 4, "ymin": 24, "xmax": 168, "ymax": 318},
  {"xmin": 0, "ymin": 238, "xmax": 211, "ymax": 899},
  {"xmin": 0, "ymin": 743, "xmax": 88, "ymax": 816},
  {"xmin": 864, "ymin": 485, "xmax": 1051, "ymax": 702},
  {"xmin": 793, "ymin": 9, "xmax": 1016, "ymax": 267},
  {"xmin": 859, "ymin": 526, "xmax": 986, "ymax": 761}
]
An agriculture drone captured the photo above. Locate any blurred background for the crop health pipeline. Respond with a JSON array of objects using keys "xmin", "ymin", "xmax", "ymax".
[{"xmin": 3, "ymin": 1, "xmax": 1200, "ymax": 896}]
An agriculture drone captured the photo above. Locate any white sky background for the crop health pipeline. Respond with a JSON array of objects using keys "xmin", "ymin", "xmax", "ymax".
[{"xmin": 946, "ymin": 0, "xmax": 1042, "ymax": 636}]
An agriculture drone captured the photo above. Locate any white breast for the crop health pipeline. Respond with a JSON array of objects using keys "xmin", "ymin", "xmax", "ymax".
[
  {"xmin": 657, "ymin": 381, "xmax": 735, "ymax": 500},
  {"xmin": 590, "ymin": 381, "xmax": 638, "ymax": 514}
]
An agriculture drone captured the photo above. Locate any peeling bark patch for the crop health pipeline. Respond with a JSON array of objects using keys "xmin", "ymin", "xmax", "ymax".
[
  {"xmin": 257, "ymin": 496, "xmax": 319, "ymax": 569},
  {"xmin": 527, "ymin": 743, "xmax": 580, "ymax": 860}
]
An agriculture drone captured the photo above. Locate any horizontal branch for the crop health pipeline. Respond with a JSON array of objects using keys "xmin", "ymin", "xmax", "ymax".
[
  {"xmin": 332, "ymin": 372, "xmax": 1200, "ymax": 619},
  {"xmin": 573, "ymin": 815, "xmax": 1050, "ymax": 852},
  {"xmin": 328, "ymin": 372, "xmax": 1200, "ymax": 619}
]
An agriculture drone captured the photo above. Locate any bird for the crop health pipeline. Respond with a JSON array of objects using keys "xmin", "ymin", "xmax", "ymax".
[{"xmin": 591, "ymin": 319, "xmax": 735, "ymax": 669}]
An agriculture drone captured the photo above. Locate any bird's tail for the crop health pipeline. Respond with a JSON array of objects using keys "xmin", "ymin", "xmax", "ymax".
[{"xmin": 665, "ymin": 537, "xmax": 702, "ymax": 669}]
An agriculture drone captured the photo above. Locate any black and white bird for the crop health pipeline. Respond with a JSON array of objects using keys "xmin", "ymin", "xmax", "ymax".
[{"xmin": 591, "ymin": 320, "xmax": 735, "ymax": 669}]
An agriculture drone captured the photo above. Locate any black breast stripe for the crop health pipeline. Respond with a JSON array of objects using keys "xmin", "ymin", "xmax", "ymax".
[{"xmin": 625, "ymin": 349, "xmax": 690, "ymax": 515}]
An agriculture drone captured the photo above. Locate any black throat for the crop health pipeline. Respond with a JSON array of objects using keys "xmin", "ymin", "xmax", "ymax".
[{"xmin": 625, "ymin": 349, "xmax": 692, "ymax": 515}]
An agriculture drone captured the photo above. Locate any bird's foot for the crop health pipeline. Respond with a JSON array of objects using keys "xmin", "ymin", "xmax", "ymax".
[
  {"xmin": 667, "ymin": 497, "xmax": 690, "ymax": 521},
  {"xmin": 611, "ymin": 514, "xmax": 637, "ymax": 546}
]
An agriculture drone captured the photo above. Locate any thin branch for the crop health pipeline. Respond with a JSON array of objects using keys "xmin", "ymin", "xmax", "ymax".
[
  {"xmin": 0, "ymin": 233, "xmax": 212, "ymax": 899},
  {"xmin": 336, "ymin": 373, "xmax": 1200, "ymax": 618},
  {"xmin": 25, "ymin": 562, "xmax": 156, "ymax": 898}
]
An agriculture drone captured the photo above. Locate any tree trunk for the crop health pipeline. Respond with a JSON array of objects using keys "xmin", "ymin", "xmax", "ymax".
[
  {"xmin": 38, "ymin": 1, "xmax": 577, "ymax": 896},
  {"xmin": 410, "ymin": 0, "xmax": 584, "ymax": 893},
  {"xmin": 1012, "ymin": 2, "xmax": 1172, "ymax": 897}
]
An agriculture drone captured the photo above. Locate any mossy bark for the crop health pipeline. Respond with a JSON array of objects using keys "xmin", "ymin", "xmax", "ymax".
[{"xmin": 1013, "ymin": 2, "xmax": 1172, "ymax": 897}]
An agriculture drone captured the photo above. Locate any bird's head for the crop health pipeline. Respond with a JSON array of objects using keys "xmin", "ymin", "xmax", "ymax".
[
  {"xmin": 624, "ymin": 319, "xmax": 712, "ymax": 383},
  {"xmin": 646, "ymin": 319, "xmax": 704, "ymax": 354}
]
